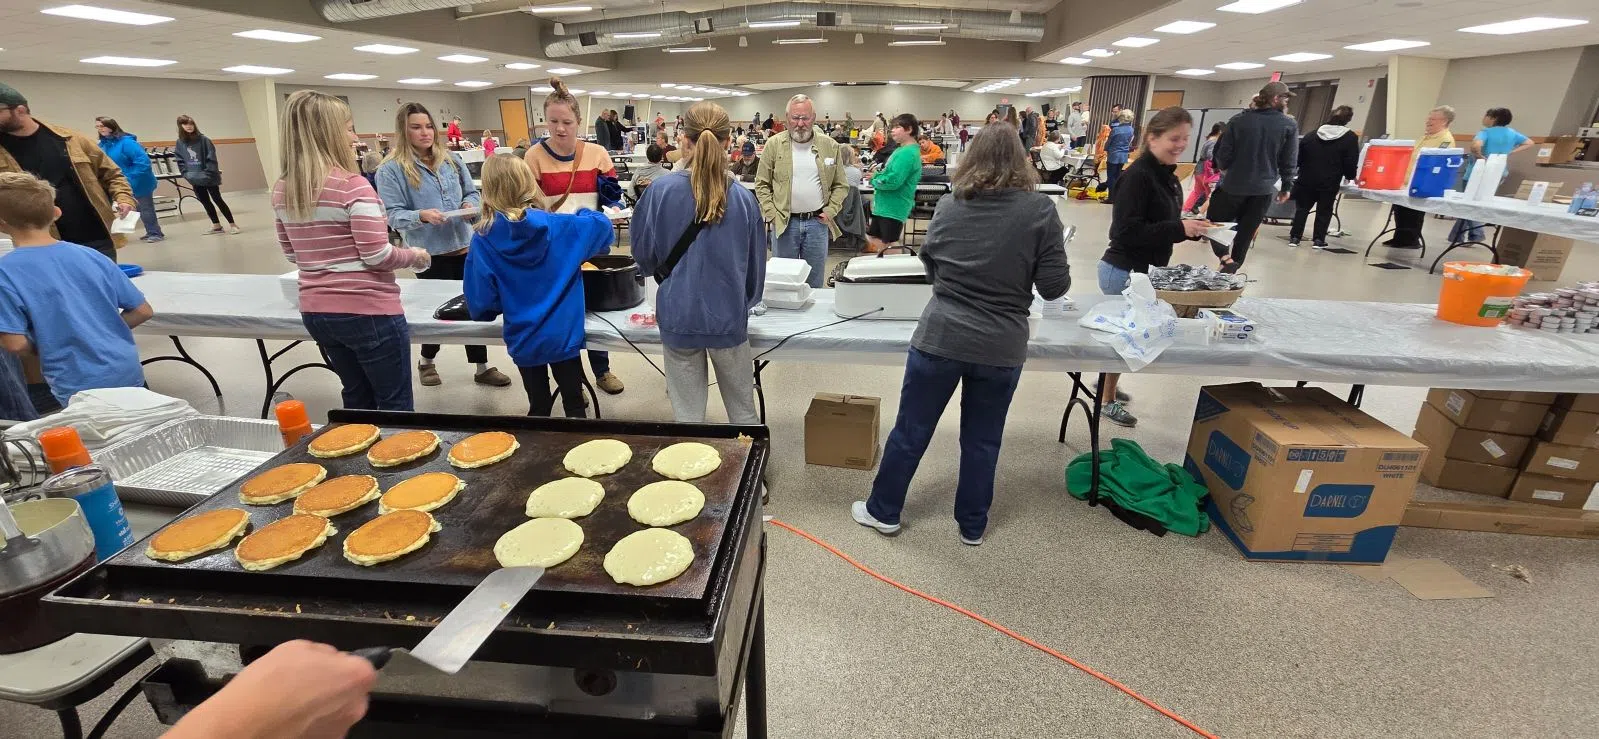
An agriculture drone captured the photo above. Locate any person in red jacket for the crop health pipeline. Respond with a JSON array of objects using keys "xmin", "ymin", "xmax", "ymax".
[{"xmin": 446, "ymin": 116, "xmax": 463, "ymax": 147}]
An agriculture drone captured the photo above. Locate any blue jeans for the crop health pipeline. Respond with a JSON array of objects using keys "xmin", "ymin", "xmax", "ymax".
[
  {"xmin": 588, "ymin": 350, "xmax": 610, "ymax": 376},
  {"xmin": 867, "ymin": 347, "xmax": 1023, "ymax": 540},
  {"xmin": 301, "ymin": 313, "xmax": 413, "ymax": 411},
  {"xmin": 1097, "ymin": 260, "xmax": 1131, "ymax": 295},
  {"xmin": 1104, "ymin": 158, "xmax": 1126, "ymax": 198},
  {"xmin": 136, "ymin": 194, "xmax": 163, "ymax": 238},
  {"xmin": 774, "ymin": 217, "xmax": 829, "ymax": 288}
]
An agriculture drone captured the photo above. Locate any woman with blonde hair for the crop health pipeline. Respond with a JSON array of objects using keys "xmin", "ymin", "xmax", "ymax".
[
  {"xmin": 464, "ymin": 153, "xmax": 613, "ymax": 417},
  {"xmin": 631, "ymin": 101, "xmax": 766, "ymax": 425},
  {"xmin": 524, "ymin": 77, "xmax": 624, "ymax": 396},
  {"xmin": 273, "ymin": 90, "xmax": 430, "ymax": 410}
]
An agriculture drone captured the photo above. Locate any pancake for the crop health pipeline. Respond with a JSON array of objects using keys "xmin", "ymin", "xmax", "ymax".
[
  {"xmin": 525, "ymin": 477, "xmax": 605, "ymax": 518},
  {"xmin": 493, "ymin": 518, "xmax": 584, "ymax": 568},
  {"xmin": 293, "ymin": 475, "xmax": 381, "ymax": 517},
  {"xmin": 603, "ymin": 528, "xmax": 695, "ymax": 586},
  {"xmin": 650, "ymin": 442, "xmax": 721, "ymax": 481},
  {"xmin": 378, "ymin": 472, "xmax": 465, "ymax": 514},
  {"xmin": 308, "ymin": 424, "xmax": 381, "ymax": 458},
  {"xmin": 234, "ymin": 514, "xmax": 336, "ymax": 571},
  {"xmin": 239, "ymin": 463, "xmax": 328, "ymax": 505},
  {"xmin": 343, "ymin": 510, "xmax": 441, "ymax": 566},
  {"xmin": 627, "ymin": 480, "xmax": 705, "ymax": 527},
  {"xmin": 367, "ymin": 430, "xmax": 441, "ymax": 468},
  {"xmin": 448, "ymin": 431, "xmax": 520, "ymax": 469},
  {"xmin": 563, "ymin": 439, "xmax": 632, "ymax": 477},
  {"xmin": 146, "ymin": 508, "xmax": 250, "ymax": 561}
]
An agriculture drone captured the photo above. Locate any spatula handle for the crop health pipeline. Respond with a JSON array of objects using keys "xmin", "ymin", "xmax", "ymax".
[{"xmin": 350, "ymin": 646, "xmax": 394, "ymax": 669}]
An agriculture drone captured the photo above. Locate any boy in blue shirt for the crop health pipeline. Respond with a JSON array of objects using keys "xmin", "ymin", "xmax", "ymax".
[
  {"xmin": 1453, "ymin": 107, "xmax": 1537, "ymax": 243},
  {"xmin": 0, "ymin": 172, "xmax": 152, "ymax": 408}
]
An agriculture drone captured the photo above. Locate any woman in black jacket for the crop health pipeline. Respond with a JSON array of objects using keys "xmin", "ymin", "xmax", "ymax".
[
  {"xmin": 1095, "ymin": 106, "xmax": 1212, "ymax": 428},
  {"xmin": 1288, "ymin": 105, "xmax": 1359, "ymax": 248},
  {"xmin": 175, "ymin": 114, "xmax": 239, "ymax": 234}
]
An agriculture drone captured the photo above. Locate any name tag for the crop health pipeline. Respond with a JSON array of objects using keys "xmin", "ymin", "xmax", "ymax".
[{"xmin": 824, "ymin": 157, "xmax": 835, "ymax": 166}]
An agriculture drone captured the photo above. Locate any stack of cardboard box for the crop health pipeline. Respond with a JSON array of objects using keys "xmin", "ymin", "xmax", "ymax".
[{"xmin": 1414, "ymin": 390, "xmax": 1599, "ymax": 510}]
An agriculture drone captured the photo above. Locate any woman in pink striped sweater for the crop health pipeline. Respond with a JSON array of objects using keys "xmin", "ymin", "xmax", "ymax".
[{"xmin": 273, "ymin": 90, "xmax": 431, "ymax": 410}]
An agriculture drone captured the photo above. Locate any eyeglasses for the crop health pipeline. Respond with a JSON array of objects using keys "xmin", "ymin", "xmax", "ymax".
[{"xmin": 787, "ymin": 115, "xmax": 814, "ymax": 123}]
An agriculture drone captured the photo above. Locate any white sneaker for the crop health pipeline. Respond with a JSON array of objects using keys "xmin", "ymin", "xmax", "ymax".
[
  {"xmin": 960, "ymin": 534, "xmax": 984, "ymax": 546},
  {"xmin": 850, "ymin": 501, "xmax": 900, "ymax": 535}
]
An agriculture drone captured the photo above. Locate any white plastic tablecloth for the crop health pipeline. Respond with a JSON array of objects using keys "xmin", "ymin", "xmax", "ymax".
[
  {"xmin": 132, "ymin": 272, "xmax": 1599, "ymax": 391},
  {"xmin": 1348, "ymin": 188, "xmax": 1599, "ymax": 244}
]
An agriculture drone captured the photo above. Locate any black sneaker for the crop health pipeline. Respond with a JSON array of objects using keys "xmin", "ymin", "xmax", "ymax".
[
  {"xmin": 1287, "ymin": 237, "xmax": 1301, "ymax": 247},
  {"xmin": 1312, "ymin": 240, "xmax": 1329, "ymax": 249}
]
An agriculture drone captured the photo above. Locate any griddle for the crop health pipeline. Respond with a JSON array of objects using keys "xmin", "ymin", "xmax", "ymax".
[{"xmin": 45, "ymin": 410, "xmax": 768, "ymax": 675}]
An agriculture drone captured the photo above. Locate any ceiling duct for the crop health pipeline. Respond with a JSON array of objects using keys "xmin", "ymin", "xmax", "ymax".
[
  {"xmin": 542, "ymin": 2, "xmax": 1045, "ymax": 57},
  {"xmin": 314, "ymin": 0, "xmax": 504, "ymax": 22}
]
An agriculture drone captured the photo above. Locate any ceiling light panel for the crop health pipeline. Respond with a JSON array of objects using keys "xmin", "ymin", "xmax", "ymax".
[
  {"xmin": 748, "ymin": 20, "xmax": 800, "ymax": 28},
  {"xmin": 1082, "ymin": 48, "xmax": 1117, "ymax": 57},
  {"xmin": 1060, "ymin": 57, "xmax": 1092, "ymax": 65},
  {"xmin": 1113, "ymin": 37, "xmax": 1159, "ymax": 47},
  {"xmin": 1270, "ymin": 52, "xmax": 1332, "ymax": 62},
  {"xmin": 1175, "ymin": 68, "xmax": 1216, "ymax": 76},
  {"xmin": 223, "ymin": 65, "xmax": 292, "ymax": 75},
  {"xmin": 1154, "ymin": 21, "xmax": 1216, "ymax": 34},
  {"xmin": 326, "ymin": 73, "xmax": 377, "ymax": 80},
  {"xmin": 548, "ymin": 67, "xmax": 582, "ymax": 74},
  {"xmin": 1458, "ymin": 17, "xmax": 1588, "ymax": 35},
  {"xmin": 398, "ymin": 78, "xmax": 442, "ymax": 84},
  {"xmin": 454, "ymin": 81, "xmax": 493, "ymax": 87},
  {"xmin": 234, "ymin": 29, "xmax": 321, "ymax": 43},
  {"xmin": 80, "ymin": 55, "xmax": 175, "ymax": 67},
  {"xmin": 355, "ymin": 43, "xmax": 417, "ymax": 55},
  {"xmin": 526, "ymin": 5, "xmax": 592, "ymax": 13},
  {"xmin": 1344, "ymin": 39, "xmax": 1430, "ymax": 51},
  {"xmin": 888, "ymin": 39, "xmax": 945, "ymax": 46},
  {"xmin": 42, "ymin": 5, "xmax": 171, "ymax": 25},
  {"xmin": 505, "ymin": 62, "xmax": 540, "ymax": 70},
  {"xmin": 438, "ymin": 54, "xmax": 488, "ymax": 63},
  {"xmin": 1216, "ymin": 0, "xmax": 1301, "ymax": 14},
  {"xmin": 1216, "ymin": 61, "xmax": 1265, "ymax": 69}
]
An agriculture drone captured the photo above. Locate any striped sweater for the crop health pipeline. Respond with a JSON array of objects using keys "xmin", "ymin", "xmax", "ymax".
[
  {"xmin": 273, "ymin": 169, "xmax": 418, "ymax": 315},
  {"xmin": 524, "ymin": 140, "xmax": 619, "ymax": 213}
]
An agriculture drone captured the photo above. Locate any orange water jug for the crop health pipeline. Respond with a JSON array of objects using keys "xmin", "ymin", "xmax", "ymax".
[
  {"xmin": 1436, "ymin": 262, "xmax": 1532, "ymax": 327},
  {"xmin": 1356, "ymin": 140, "xmax": 1415, "ymax": 190}
]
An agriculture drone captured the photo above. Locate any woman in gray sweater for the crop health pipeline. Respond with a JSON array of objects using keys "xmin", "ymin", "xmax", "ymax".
[{"xmin": 851, "ymin": 123, "xmax": 1070, "ymax": 546}]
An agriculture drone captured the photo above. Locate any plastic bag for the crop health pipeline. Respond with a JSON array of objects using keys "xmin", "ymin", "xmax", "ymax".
[{"xmin": 1076, "ymin": 273, "xmax": 1181, "ymax": 370}]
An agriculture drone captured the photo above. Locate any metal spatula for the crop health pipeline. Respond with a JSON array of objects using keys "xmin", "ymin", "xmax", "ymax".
[{"xmin": 352, "ymin": 566, "xmax": 545, "ymax": 674}]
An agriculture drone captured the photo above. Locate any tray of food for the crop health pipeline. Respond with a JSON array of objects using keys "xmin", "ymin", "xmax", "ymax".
[{"xmin": 95, "ymin": 416, "xmax": 286, "ymax": 507}]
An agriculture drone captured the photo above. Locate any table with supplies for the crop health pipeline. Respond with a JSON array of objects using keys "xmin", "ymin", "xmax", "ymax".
[{"xmin": 1348, "ymin": 187, "xmax": 1599, "ymax": 274}]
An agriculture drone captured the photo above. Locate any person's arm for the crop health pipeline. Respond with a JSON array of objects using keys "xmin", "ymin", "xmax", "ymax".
[
  {"xmin": 350, "ymin": 178, "xmax": 428, "ymax": 271},
  {"xmin": 87, "ymin": 136, "xmax": 136, "ymax": 212},
  {"xmin": 121, "ymin": 301, "xmax": 153, "ymax": 329},
  {"xmin": 203, "ymin": 137, "xmax": 222, "ymax": 174},
  {"xmin": 454, "ymin": 153, "xmax": 480, "ymax": 208},
  {"xmin": 1109, "ymin": 171, "xmax": 1189, "ymax": 249},
  {"xmin": 1510, "ymin": 130, "xmax": 1536, "ymax": 156},
  {"xmin": 744, "ymin": 194, "xmax": 767, "ymax": 309},
  {"xmin": 162, "ymin": 641, "xmax": 376, "ymax": 739},
  {"xmin": 274, "ymin": 200, "xmax": 297, "ymax": 265},
  {"xmin": 630, "ymin": 185, "xmax": 664, "ymax": 274},
  {"xmin": 0, "ymin": 332, "xmax": 30, "ymax": 354},
  {"xmin": 752, "ymin": 145, "xmax": 777, "ymax": 223},
  {"xmin": 1032, "ymin": 198, "xmax": 1071, "ymax": 300},
  {"xmin": 871, "ymin": 148, "xmax": 915, "ymax": 190},
  {"xmin": 1277, "ymin": 124, "xmax": 1299, "ymax": 196},
  {"xmin": 463, "ymin": 232, "xmax": 502, "ymax": 321},
  {"xmin": 1213, "ymin": 126, "xmax": 1234, "ymax": 172},
  {"xmin": 375, "ymin": 164, "xmax": 433, "ymax": 231},
  {"xmin": 1341, "ymin": 135, "xmax": 1360, "ymax": 182},
  {"xmin": 1470, "ymin": 132, "xmax": 1486, "ymax": 158}
]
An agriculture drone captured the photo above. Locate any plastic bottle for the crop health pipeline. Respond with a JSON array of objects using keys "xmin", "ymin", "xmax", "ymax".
[
  {"xmin": 39, "ymin": 426, "xmax": 92, "ymax": 474},
  {"xmin": 1570, "ymin": 183, "xmax": 1594, "ymax": 214},
  {"xmin": 275, "ymin": 400, "xmax": 314, "ymax": 448}
]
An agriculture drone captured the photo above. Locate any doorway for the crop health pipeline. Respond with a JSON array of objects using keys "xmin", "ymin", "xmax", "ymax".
[{"xmin": 499, "ymin": 99, "xmax": 531, "ymax": 146}]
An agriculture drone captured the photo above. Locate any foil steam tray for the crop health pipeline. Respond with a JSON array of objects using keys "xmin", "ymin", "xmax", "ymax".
[{"xmin": 95, "ymin": 417, "xmax": 285, "ymax": 507}]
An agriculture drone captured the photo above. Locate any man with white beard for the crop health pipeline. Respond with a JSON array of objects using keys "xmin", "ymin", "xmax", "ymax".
[{"xmin": 754, "ymin": 94, "xmax": 852, "ymax": 288}]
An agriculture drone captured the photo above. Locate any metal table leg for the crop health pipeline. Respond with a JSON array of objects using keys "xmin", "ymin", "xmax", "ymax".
[
  {"xmin": 56, "ymin": 708, "xmax": 82, "ymax": 739},
  {"xmin": 752, "ymin": 360, "xmax": 770, "ymax": 424},
  {"xmin": 140, "ymin": 336, "xmax": 223, "ymax": 398},
  {"xmin": 256, "ymin": 339, "xmax": 336, "ymax": 418},
  {"xmin": 1057, "ymin": 372, "xmax": 1106, "ymax": 505},
  {"xmin": 1428, "ymin": 225, "xmax": 1501, "ymax": 273}
]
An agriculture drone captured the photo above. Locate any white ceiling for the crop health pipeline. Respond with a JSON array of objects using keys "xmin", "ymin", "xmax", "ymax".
[
  {"xmin": 1048, "ymin": 0, "xmax": 1596, "ymax": 80},
  {"xmin": 528, "ymin": 0, "xmax": 1060, "ymax": 24}
]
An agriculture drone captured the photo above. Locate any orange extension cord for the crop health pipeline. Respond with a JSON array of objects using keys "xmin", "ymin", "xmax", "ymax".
[{"xmin": 767, "ymin": 519, "xmax": 1219, "ymax": 739}]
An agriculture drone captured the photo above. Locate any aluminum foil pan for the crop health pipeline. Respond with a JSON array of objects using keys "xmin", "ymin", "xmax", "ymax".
[{"xmin": 96, "ymin": 417, "xmax": 284, "ymax": 507}]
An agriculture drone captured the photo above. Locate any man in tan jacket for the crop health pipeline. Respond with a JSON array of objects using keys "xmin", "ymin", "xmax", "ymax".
[
  {"xmin": 755, "ymin": 94, "xmax": 850, "ymax": 288},
  {"xmin": 0, "ymin": 82, "xmax": 135, "ymax": 262}
]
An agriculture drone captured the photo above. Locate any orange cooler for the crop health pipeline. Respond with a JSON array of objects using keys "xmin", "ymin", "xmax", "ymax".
[
  {"xmin": 1356, "ymin": 140, "xmax": 1415, "ymax": 190},
  {"xmin": 1436, "ymin": 262, "xmax": 1532, "ymax": 327}
]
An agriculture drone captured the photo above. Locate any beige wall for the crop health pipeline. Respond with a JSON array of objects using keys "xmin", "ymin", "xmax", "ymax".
[
  {"xmin": 1, "ymin": 70, "xmax": 253, "ymax": 140},
  {"xmin": 1219, "ymin": 66, "xmax": 1387, "ymax": 134},
  {"xmin": 1552, "ymin": 46, "xmax": 1599, "ymax": 134},
  {"xmin": 1388, "ymin": 56, "xmax": 1449, "ymax": 141},
  {"xmin": 1436, "ymin": 47, "xmax": 1590, "ymax": 137},
  {"xmin": 1152, "ymin": 77, "xmax": 1226, "ymax": 109},
  {"xmin": 279, "ymin": 84, "xmax": 478, "ymax": 136}
]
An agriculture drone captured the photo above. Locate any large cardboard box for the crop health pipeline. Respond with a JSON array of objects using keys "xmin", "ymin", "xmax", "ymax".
[
  {"xmin": 1494, "ymin": 228, "xmax": 1580, "ymax": 281},
  {"xmin": 1554, "ymin": 393, "xmax": 1599, "ymax": 415},
  {"xmin": 1184, "ymin": 383, "xmax": 1427, "ymax": 564},
  {"xmin": 1411, "ymin": 403, "xmax": 1530, "ymax": 467},
  {"xmin": 1425, "ymin": 389, "xmax": 1548, "ymax": 436},
  {"xmin": 1535, "ymin": 136, "xmax": 1582, "ymax": 165},
  {"xmin": 1419, "ymin": 455, "xmax": 1518, "ymax": 497},
  {"xmin": 1509, "ymin": 473, "xmax": 1599, "ymax": 510},
  {"xmin": 804, "ymin": 394, "xmax": 881, "ymax": 470},
  {"xmin": 1472, "ymin": 390, "xmax": 1559, "ymax": 404},
  {"xmin": 1403, "ymin": 500, "xmax": 1599, "ymax": 539},
  {"xmin": 1539, "ymin": 408, "xmax": 1599, "ymax": 449},
  {"xmin": 1520, "ymin": 441, "xmax": 1599, "ymax": 482}
]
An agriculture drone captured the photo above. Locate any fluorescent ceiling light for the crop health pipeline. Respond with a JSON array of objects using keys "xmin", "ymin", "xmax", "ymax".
[
  {"xmin": 1269, "ymin": 52, "xmax": 1332, "ymax": 62},
  {"xmin": 1154, "ymin": 20, "xmax": 1216, "ymax": 34},
  {"xmin": 526, "ymin": 5, "xmax": 592, "ymax": 13},
  {"xmin": 892, "ymin": 24, "xmax": 948, "ymax": 31},
  {"xmin": 398, "ymin": 78, "xmax": 442, "ymax": 85},
  {"xmin": 454, "ymin": 81, "xmax": 493, "ymax": 88},
  {"xmin": 1113, "ymin": 36, "xmax": 1159, "ymax": 47},
  {"xmin": 1344, "ymin": 39, "xmax": 1430, "ymax": 52},
  {"xmin": 233, "ymin": 29, "xmax": 321, "ymax": 43},
  {"xmin": 1217, "ymin": 0, "xmax": 1301, "ymax": 14},
  {"xmin": 355, "ymin": 43, "xmax": 417, "ymax": 55},
  {"xmin": 818, "ymin": 81, "xmax": 832, "ymax": 85},
  {"xmin": 665, "ymin": 46, "xmax": 714, "ymax": 52},
  {"xmin": 888, "ymin": 39, "xmax": 945, "ymax": 46},
  {"xmin": 325, "ymin": 73, "xmax": 378, "ymax": 81},
  {"xmin": 567, "ymin": 88, "xmax": 586, "ymax": 94},
  {"xmin": 1082, "ymin": 48, "xmax": 1117, "ymax": 57},
  {"xmin": 223, "ymin": 65, "xmax": 292, "ymax": 75},
  {"xmin": 748, "ymin": 20, "xmax": 801, "ymax": 28},
  {"xmin": 590, "ymin": 90, "xmax": 610, "ymax": 95},
  {"xmin": 1175, "ymin": 68, "xmax": 1216, "ymax": 76},
  {"xmin": 774, "ymin": 37, "xmax": 828, "ymax": 44},
  {"xmin": 612, "ymin": 32, "xmax": 662, "ymax": 39},
  {"xmin": 80, "ymin": 55, "xmax": 175, "ymax": 67},
  {"xmin": 505, "ymin": 62, "xmax": 540, "ymax": 70},
  {"xmin": 1216, "ymin": 61, "xmax": 1265, "ymax": 70},
  {"xmin": 42, "ymin": 5, "xmax": 171, "ymax": 25},
  {"xmin": 1458, "ymin": 17, "xmax": 1588, "ymax": 35},
  {"xmin": 531, "ymin": 85, "xmax": 555, "ymax": 93},
  {"xmin": 548, "ymin": 67, "xmax": 582, "ymax": 75},
  {"xmin": 1060, "ymin": 56, "xmax": 1092, "ymax": 64},
  {"xmin": 887, "ymin": 80, "xmax": 900, "ymax": 84},
  {"xmin": 438, "ymin": 54, "xmax": 488, "ymax": 63}
]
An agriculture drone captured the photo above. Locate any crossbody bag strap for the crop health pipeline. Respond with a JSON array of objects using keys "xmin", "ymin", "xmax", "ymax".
[
  {"xmin": 653, "ymin": 219, "xmax": 705, "ymax": 283},
  {"xmin": 547, "ymin": 141, "xmax": 584, "ymax": 213}
]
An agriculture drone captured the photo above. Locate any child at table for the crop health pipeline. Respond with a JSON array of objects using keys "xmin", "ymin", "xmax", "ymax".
[
  {"xmin": 0, "ymin": 171, "xmax": 154, "ymax": 409},
  {"xmin": 464, "ymin": 154, "xmax": 614, "ymax": 417}
]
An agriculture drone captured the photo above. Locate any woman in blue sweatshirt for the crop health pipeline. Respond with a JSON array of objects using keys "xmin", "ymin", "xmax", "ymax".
[
  {"xmin": 94, "ymin": 117, "xmax": 162, "ymax": 242},
  {"xmin": 463, "ymin": 153, "xmax": 613, "ymax": 417},
  {"xmin": 631, "ymin": 101, "xmax": 767, "ymax": 424}
]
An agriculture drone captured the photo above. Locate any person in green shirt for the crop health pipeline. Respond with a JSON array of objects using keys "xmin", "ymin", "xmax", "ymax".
[{"xmin": 867, "ymin": 113, "xmax": 923, "ymax": 251}]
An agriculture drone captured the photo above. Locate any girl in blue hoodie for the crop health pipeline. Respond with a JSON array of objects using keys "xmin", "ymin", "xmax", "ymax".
[
  {"xmin": 94, "ymin": 117, "xmax": 162, "ymax": 242},
  {"xmin": 464, "ymin": 154, "xmax": 613, "ymax": 417}
]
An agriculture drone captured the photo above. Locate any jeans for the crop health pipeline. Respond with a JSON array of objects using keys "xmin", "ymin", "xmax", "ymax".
[
  {"xmin": 194, "ymin": 185, "xmax": 235, "ymax": 225},
  {"xmin": 774, "ymin": 217, "xmax": 829, "ymax": 289},
  {"xmin": 301, "ymin": 313, "xmax": 413, "ymax": 411},
  {"xmin": 1104, "ymin": 159, "xmax": 1126, "ymax": 199},
  {"xmin": 1207, "ymin": 189, "xmax": 1272, "ymax": 265},
  {"xmin": 1289, "ymin": 187, "xmax": 1338, "ymax": 242},
  {"xmin": 0, "ymin": 352, "xmax": 39, "ymax": 422},
  {"xmin": 136, "ymin": 194, "xmax": 163, "ymax": 238},
  {"xmin": 663, "ymin": 343, "xmax": 759, "ymax": 424},
  {"xmin": 519, "ymin": 359, "xmax": 587, "ymax": 418},
  {"xmin": 589, "ymin": 350, "xmax": 610, "ymax": 377},
  {"xmin": 867, "ymin": 347, "xmax": 1023, "ymax": 540},
  {"xmin": 1097, "ymin": 260, "xmax": 1131, "ymax": 295},
  {"xmin": 417, "ymin": 251, "xmax": 488, "ymax": 365}
]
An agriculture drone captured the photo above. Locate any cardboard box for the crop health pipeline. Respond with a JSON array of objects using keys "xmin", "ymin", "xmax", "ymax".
[
  {"xmin": 1509, "ymin": 473, "xmax": 1599, "ymax": 510},
  {"xmin": 1534, "ymin": 136, "xmax": 1582, "ymax": 165},
  {"xmin": 1419, "ymin": 455, "xmax": 1518, "ymax": 497},
  {"xmin": 804, "ymin": 393, "xmax": 880, "ymax": 470},
  {"xmin": 1494, "ymin": 228, "xmax": 1581, "ymax": 281},
  {"xmin": 1402, "ymin": 500, "xmax": 1599, "ymax": 539},
  {"xmin": 1425, "ymin": 389, "xmax": 1549, "ymax": 436},
  {"xmin": 1555, "ymin": 393, "xmax": 1599, "ymax": 414},
  {"xmin": 1520, "ymin": 441, "xmax": 1599, "ymax": 482},
  {"xmin": 1411, "ymin": 403, "xmax": 1529, "ymax": 467},
  {"xmin": 1470, "ymin": 390, "xmax": 1558, "ymax": 404},
  {"xmin": 1183, "ymin": 383, "xmax": 1427, "ymax": 564},
  {"xmin": 1539, "ymin": 408, "xmax": 1599, "ymax": 449}
]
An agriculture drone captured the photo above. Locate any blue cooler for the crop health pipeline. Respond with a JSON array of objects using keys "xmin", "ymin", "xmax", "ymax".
[{"xmin": 1408, "ymin": 147, "xmax": 1464, "ymax": 198}]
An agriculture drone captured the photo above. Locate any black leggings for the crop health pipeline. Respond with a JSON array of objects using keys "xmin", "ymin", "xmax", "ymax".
[
  {"xmin": 1207, "ymin": 189, "xmax": 1272, "ymax": 266},
  {"xmin": 194, "ymin": 185, "xmax": 235, "ymax": 225},
  {"xmin": 417, "ymin": 252, "xmax": 488, "ymax": 364},
  {"xmin": 1289, "ymin": 187, "xmax": 1339, "ymax": 241},
  {"xmin": 520, "ymin": 359, "xmax": 587, "ymax": 418}
]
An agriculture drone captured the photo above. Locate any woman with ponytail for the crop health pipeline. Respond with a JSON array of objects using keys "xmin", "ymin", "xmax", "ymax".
[{"xmin": 631, "ymin": 101, "xmax": 767, "ymax": 425}]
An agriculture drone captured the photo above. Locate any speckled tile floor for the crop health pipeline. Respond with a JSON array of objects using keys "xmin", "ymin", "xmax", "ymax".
[{"xmin": 4, "ymin": 192, "xmax": 1597, "ymax": 738}]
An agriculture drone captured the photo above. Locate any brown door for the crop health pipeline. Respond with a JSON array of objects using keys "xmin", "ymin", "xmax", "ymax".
[
  {"xmin": 1152, "ymin": 90, "xmax": 1185, "ymax": 110},
  {"xmin": 499, "ymin": 99, "xmax": 530, "ymax": 145}
]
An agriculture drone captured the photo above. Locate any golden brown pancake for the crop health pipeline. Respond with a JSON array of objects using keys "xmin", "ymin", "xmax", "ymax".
[
  {"xmin": 146, "ymin": 508, "xmax": 250, "ymax": 561},
  {"xmin": 367, "ymin": 430, "xmax": 441, "ymax": 468},
  {"xmin": 293, "ymin": 475, "xmax": 381, "ymax": 517},
  {"xmin": 378, "ymin": 472, "xmax": 465, "ymax": 514},
  {"xmin": 234, "ymin": 514, "xmax": 336, "ymax": 571},
  {"xmin": 239, "ymin": 463, "xmax": 328, "ymax": 505},
  {"xmin": 308, "ymin": 424, "xmax": 382, "ymax": 458},
  {"xmin": 448, "ymin": 431, "xmax": 520, "ymax": 469},
  {"xmin": 343, "ymin": 510, "xmax": 441, "ymax": 566}
]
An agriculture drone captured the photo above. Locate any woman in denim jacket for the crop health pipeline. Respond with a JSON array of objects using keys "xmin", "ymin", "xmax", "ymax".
[{"xmin": 377, "ymin": 102, "xmax": 510, "ymax": 390}]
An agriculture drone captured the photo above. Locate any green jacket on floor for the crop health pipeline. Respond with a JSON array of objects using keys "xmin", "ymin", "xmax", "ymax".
[{"xmin": 1066, "ymin": 438, "xmax": 1211, "ymax": 537}]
